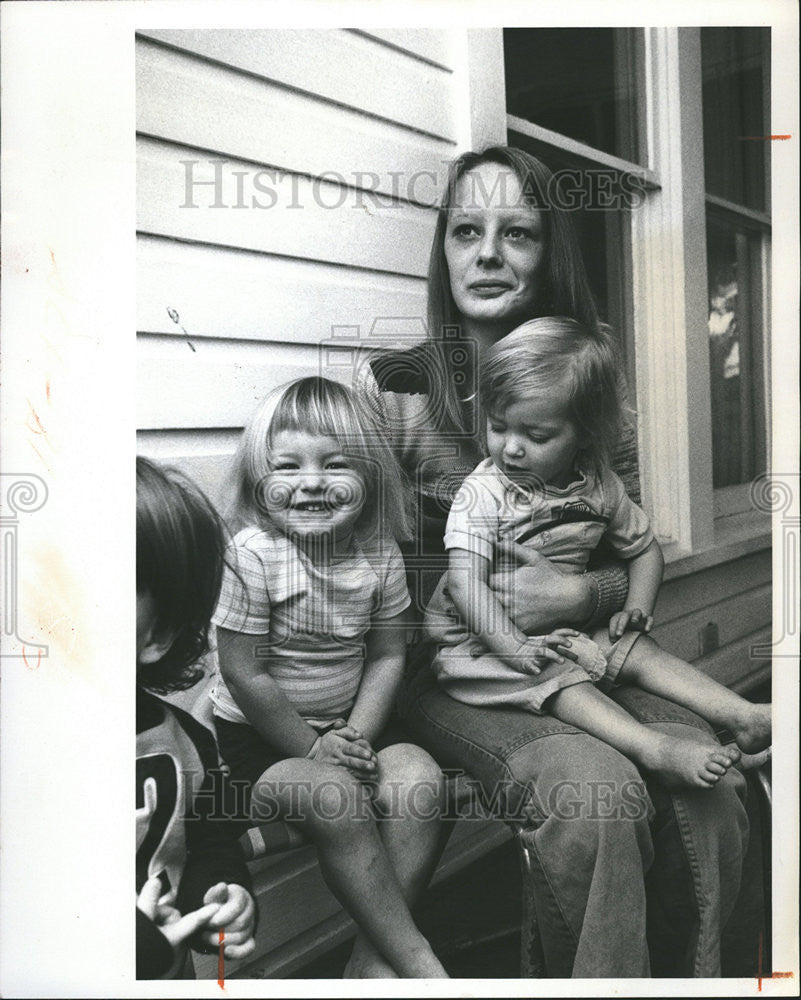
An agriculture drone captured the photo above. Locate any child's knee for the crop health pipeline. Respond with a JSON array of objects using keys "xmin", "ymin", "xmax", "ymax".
[
  {"xmin": 374, "ymin": 743, "xmax": 445, "ymax": 816},
  {"xmin": 304, "ymin": 770, "xmax": 373, "ymax": 833},
  {"xmin": 619, "ymin": 633, "xmax": 660, "ymax": 678}
]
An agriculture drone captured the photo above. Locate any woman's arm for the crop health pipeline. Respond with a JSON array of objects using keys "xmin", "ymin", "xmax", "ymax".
[
  {"xmin": 216, "ymin": 626, "xmax": 319, "ymax": 757},
  {"xmin": 448, "ymin": 548, "xmax": 575, "ymax": 673},
  {"xmin": 348, "ymin": 608, "xmax": 410, "ymax": 744}
]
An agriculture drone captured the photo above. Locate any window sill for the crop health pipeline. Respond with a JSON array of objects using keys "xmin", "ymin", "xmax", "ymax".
[{"xmin": 661, "ymin": 509, "xmax": 771, "ymax": 581}]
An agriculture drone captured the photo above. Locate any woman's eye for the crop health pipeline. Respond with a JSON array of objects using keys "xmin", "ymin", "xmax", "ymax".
[
  {"xmin": 488, "ymin": 424, "xmax": 505, "ymax": 434},
  {"xmin": 272, "ymin": 463, "xmax": 298, "ymax": 472},
  {"xmin": 452, "ymin": 223, "xmax": 478, "ymax": 239},
  {"xmin": 325, "ymin": 461, "xmax": 350, "ymax": 470},
  {"xmin": 507, "ymin": 227, "xmax": 529, "ymax": 240}
]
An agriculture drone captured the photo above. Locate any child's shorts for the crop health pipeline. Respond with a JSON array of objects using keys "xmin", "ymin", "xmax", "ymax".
[
  {"xmin": 431, "ymin": 628, "xmax": 645, "ymax": 715},
  {"xmin": 214, "ymin": 714, "xmax": 411, "ymax": 813}
]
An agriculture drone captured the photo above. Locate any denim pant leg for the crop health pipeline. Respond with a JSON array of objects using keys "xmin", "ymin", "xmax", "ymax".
[
  {"xmin": 612, "ymin": 687, "xmax": 749, "ymax": 978},
  {"xmin": 400, "ymin": 667, "xmax": 749, "ymax": 978}
]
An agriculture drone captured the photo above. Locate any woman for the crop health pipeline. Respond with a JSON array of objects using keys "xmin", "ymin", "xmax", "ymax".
[{"xmin": 358, "ymin": 146, "xmax": 749, "ymax": 978}]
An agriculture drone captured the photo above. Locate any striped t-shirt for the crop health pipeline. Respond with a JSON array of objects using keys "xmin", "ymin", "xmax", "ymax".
[{"xmin": 210, "ymin": 525, "xmax": 410, "ymax": 728}]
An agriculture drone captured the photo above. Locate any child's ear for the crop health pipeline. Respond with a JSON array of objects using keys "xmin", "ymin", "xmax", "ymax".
[{"xmin": 137, "ymin": 623, "xmax": 178, "ymax": 665}]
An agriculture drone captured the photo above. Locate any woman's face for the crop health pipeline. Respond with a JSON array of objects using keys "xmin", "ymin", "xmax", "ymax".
[{"xmin": 444, "ymin": 163, "xmax": 546, "ymax": 333}]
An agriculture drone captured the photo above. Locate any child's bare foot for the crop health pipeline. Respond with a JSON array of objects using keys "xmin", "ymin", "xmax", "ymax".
[
  {"xmin": 639, "ymin": 733, "xmax": 741, "ymax": 790},
  {"xmin": 731, "ymin": 702, "xmax": 772, "ymax": 755}
]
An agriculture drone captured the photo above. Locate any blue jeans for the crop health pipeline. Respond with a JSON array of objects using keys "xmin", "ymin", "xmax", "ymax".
[{"xmin": 399, "ymin": 663, "xmax": 749, "ymax": 978}]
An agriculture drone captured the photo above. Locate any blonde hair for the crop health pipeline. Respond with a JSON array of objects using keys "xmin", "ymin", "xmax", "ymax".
[
  {"xmin": 482, "ymin": 317, "xmax": 623, "ymax": 470},
  {"xmin": 229, "ymin": 376, "xmax": 412, "ymax": 543}
]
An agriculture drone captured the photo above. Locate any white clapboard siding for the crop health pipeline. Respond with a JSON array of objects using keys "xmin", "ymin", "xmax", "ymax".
[
  {"xmin": 137, "ymin": 137, "xmax": 437, "ymax": 278},
  {"xmin": 137, "ymin": 38, "xmax": 454, "ymax": 208},
  {"xmin": 137, "ymin": 334, "xmax": 364, "ymax": 430},
  {"xmin": 653, "ymin": 549, "xmax": 771, "ymax": 626},
  {"xmin": 696, "ymin": 627, "xmax": 771, "ymax": 690},
  {"xmin": 137, "ymin": 29, "xmax": 456, "ymax": 141},
  {"xmin": 137, "ymin": 236, "xmax": 427, "ymax": 346},
  {"xmin": 649, "ymin": 582, "xmax": 771, "ymax": 667},
  {"xmin": 352, "ymin": 28, "xmax": 457, "ymax": 70}
]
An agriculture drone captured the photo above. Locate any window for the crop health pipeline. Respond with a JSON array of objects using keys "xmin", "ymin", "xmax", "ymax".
[
  {"xmin": 701, "ymin": 27, "xmax": 771, "ymax": 504},
  {"xmin": 502, "ymin": 27, "xmax": 772, "ymax": 557},
  {"xmin": 503, "ymin": 27, "xmax": 649, "ymax": 399}
]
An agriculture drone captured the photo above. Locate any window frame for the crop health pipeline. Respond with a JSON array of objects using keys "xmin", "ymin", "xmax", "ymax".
[{"xmin": 497, "ymin": 25, "xmax": 771, "ymax": 563}]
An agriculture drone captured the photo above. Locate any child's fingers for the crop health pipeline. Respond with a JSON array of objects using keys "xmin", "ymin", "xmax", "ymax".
[
  {"xmin": 223, "ymin": 938, "xmax": 257, "ymax": 960},
  {"xmin": 136, "ymin": 876, "xmax": 164, "ymax": 919},
  {"xmin": 331, "ymin": 723, "xmax": 363, "ymax": 742},
  {"xmin": 163, "ymin": 903, "xmax": 221, "ymax": 948},
  {"xmin": 555, "ymin": 643, "xmax": 579, "ymax": 663},
  {"xmin": 202, "ymin": 882, "xmax": 229, "ymax": 907},
  {"xmin": 644, "ymin": 616, "xmax": 654, "ymax": 633}
]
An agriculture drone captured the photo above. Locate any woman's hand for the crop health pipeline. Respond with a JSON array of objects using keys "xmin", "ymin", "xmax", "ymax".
[{"xmin": 489, "ymin": 543, "xmax": 596, "ymax": 633}]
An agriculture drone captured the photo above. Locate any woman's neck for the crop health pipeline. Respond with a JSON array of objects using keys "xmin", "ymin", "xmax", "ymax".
[{"xmin": 460, "ymin": 317, "xmax": 516, "ymax": 355}]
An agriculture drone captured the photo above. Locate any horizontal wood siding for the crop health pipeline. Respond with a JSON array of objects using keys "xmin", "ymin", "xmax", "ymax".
[{"xmin": 137, "ymin": 28, "xmax": 455, "ymax": 497}]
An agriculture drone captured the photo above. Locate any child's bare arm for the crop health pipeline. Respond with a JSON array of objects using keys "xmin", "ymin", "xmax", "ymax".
[
  {"xmin": 349, "ymin": 607, "xmax": 409, "ymax": 745},
  {"xmin": 216, "ymin": 627, "xmax": 373, "ymax": 773},
  {"xmin": 448, "ymin": 548, "xmax": 576, "ymax": 674},
  {"xmin": 609, "ymin": 539, "xmax": 664, "ymax": 639},
  {"xmin": 217, "ymin": 626, "xmax": 321, "ymax": 756}
]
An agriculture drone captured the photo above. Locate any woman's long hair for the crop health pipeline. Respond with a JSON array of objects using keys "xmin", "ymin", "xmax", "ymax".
[{"xmin": 427, "ymin": 145, "xmax": 602, "ymax": 433}]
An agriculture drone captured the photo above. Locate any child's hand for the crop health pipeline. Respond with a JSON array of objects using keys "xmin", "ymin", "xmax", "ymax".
[
  {"xmin": 609, "ymin": 608, "xmax": 653, "ymax": 641},
  {"xmin": 513, "ymin": 629, "xmax": 581, "ymax": 675},
  {"xmin": 137, "ymin": 875, "xmax": 221, "ymax": 950},
  {"xmin": 312, "ymin": 723, "xmax": 378, "ymax": 778},
  {"xmin": 200, "ymin": 882, "xmax": 257, "ymax": 960}
]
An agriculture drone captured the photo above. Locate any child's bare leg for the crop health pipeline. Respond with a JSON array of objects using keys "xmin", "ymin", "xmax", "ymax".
[
  {"xmin": 346, "ymin": 744, "xmax": 445, "ymax": 978},
  {"xmin": 548, "ymin": 681, "xmax": 739, "ymax": 790},
  {"xmin": 250, "ymin": 757, "xmax": 447, "ymax": 978},
  {"xmin": 615, "ymin": 634, "xmax": 771, "ymax": 753}
]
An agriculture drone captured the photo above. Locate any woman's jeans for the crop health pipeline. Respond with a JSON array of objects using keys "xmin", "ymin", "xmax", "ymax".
[{"xmin": 399, "ymin": 664, "xmax": 749, "ymax": 978}]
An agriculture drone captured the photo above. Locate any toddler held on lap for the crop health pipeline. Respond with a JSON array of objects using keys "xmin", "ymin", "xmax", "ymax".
[{"xmin": 426, "ymin": 316, "xmax": 771, "ymax": 790}]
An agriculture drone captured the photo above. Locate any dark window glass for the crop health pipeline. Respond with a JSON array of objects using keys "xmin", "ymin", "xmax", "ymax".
[
  {"xmin": 504, "ymin": 28, "xmax": 642, "ymax": 164},
  {"xmin": 701, "ymin": 27, "xmax": 770, "ymax": 211},
  {"xmin": 706, "ymin": 212, "xmax": 766, "ymax": 488}
]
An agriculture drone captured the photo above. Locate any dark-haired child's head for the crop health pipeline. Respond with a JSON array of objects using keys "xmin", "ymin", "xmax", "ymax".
[
  {"xmin": 481, "ymin": 317, "xmax": 623, "ymax": 486},
  {"xmin": 136, "ymin": 456, "xmax": 226, "ymax": 694}
]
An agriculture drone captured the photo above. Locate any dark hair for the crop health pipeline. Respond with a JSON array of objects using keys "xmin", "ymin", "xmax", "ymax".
[
  {"xmin": 427, "ymin": 145, "xmax": 602, "ymax": 431},
  {"xmin": 136, "ymin": 456, "xmax": 227, "ymax": 694},
  {"xmin": 482, "ymin": 317, "xmax": 623, "ymax": 470}
]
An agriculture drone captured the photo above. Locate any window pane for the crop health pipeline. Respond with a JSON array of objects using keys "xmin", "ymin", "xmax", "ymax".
[
  {"xmin": 706, "ymin": 212, "xmax": 766, "ymax": 489},
  {"xmin": 701, "ymin": 27, "xmax": 770, "ymax": 211},
  {"xmin": 504, "ymin": 28, "xmax": 643, "ymax": 164},
  {"xmin": 503, "ymin": 135, "xmax": 637, "ymax": 394}
]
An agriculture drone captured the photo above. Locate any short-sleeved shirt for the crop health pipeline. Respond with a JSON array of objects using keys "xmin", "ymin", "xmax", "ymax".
[
  {"xmin": 443, "ymin": 458, "xmax": 653, "ymax": 574},
  {"xmin": 211, "ymin": 526, "xmax": 410, "ymax": 728}
]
